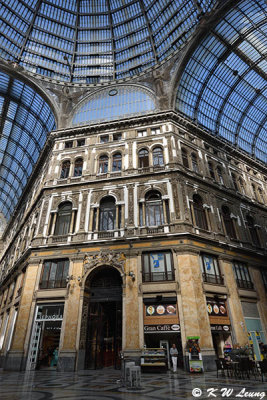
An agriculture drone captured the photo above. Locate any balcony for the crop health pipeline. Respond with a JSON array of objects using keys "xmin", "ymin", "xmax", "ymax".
[
  {"xmin": 202, "ymin": 273, "xmax": 224, "ymax": 285},
  {"xmin": 142, "ymin": 271, "xmax": 175, "ymax": 282},
  {"xmin": 52, "ymin": 235, "xmax": 68, "ymax": 243},
  {"xmin": 236, "ymin": 279, "xmax": 254, "ymax": 290},
  {"xmin": 98, "ymin": 231, "xmax": 115, "ymax": 239}
]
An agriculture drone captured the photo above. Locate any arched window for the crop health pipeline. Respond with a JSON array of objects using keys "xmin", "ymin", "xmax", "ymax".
[
  {"xmin": 112, "ymin": 153, "xmax": 122, "ymax": 172},
  {"xmin": 74, "ymin": 158, "xmax": 83, "ymax": 177},
  {"xmin": 54, "ymin": 202, "xmax": 72, "ymax": 236},
  {"xmin": 192, "ymin": 194, "xmax": 208, "ymax": 230},
  {"xmin": 145, "ymin": 191, "xmax": 164, "ymax": 226},
  {"xmin": 181, "ymin": 148, "xmax": 189, "ymax": 168},
  {"xmin": 221, "ymin": 205, "xmax": 236, "ymax": 239},
  {"xmin": 60, "ymin": 160, "xmax": 70, "ymax": 179},
  {"xmin": 99, "ymin": 196, "xmax": 116, "ymax": 231},
  {"xmin": 191, "ymin": 153, "xmax": 198, "ymax": 173},
  {"xmin": 232, "ymin": 173, "xmax": 238, "ymax": 191},
  {"xmin": 246, "ymin": 215, "xmax": 260, "ymax": 247},
  {"xmin": 217, "ymin": 166, "xmax": 224, "ymax": 184},
  {"xmin": 208, "ymin": 162, "xmax": 215, "ymax": 180},
  {"xmin": 138, "ymin": 149, "xmax": 149, "ymax": 168},
  {"xmin": 153, "ymin": 147, "xmax": 164, "ymax": 166},
  {"xmin": 99, "ymin": 155, "xmax": 108, "ymax": 174}
]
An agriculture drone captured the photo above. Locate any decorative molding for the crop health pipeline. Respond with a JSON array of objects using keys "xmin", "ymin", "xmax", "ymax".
[{"xmin": 83, "ymin": 250, "xmax": 126, "ymax": 276}]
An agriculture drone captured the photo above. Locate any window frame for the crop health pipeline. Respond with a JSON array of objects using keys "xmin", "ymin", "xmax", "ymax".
[
  {"xmin": 74, "ymin": 158, "xmax": 83, "ymax": 177},
  {"xmin": 99, "ymin": 154, "xmax": 109, "ymax": 174},
  {"xmin": 192, "ymin": 194, "xmax": 208, "ymax": 230},
  {"xmin": 201, "ymin": 254, "xmax": 224, "ymax": 285},
  {"xmin": 233, "ymin": 262, "xmax": 254, "ymax": 290},
  {"xmin": 39, "ymin": 259, "xmax": 69, "ymax": 289},
  {"xmin": 138, "ymin": 148, "xmax": 149, "ymax": 168},
  {"xmin": 60, "ymin": 160, "xmax": 70, "ymax": 179},
  {"xmin": 142, "ymin": 251, "xmax": 174, "ymax": 282},
  {"xmin": 152, "ymin": 146, "xmax": 164, "ymax": 167}
]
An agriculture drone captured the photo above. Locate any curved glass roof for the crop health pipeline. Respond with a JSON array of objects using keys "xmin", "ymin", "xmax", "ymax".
[
  {"xmin": 0, "ymin": 71, "xmax": 55, "ymax": 219},
  {"xmin": 72, "ymin": 86, "xmax": 156, "ymax": 126},
  {"xmin": 0, "ymin": 0, "xmax": 216, "ymax": 83},
  {"xmin": 176, "ymin": 0, "xmax": 267, "ymax": 163}
]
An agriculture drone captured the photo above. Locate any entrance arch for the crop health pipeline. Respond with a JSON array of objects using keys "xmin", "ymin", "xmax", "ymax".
[{"xmin": 82, "ymin": 266, "xmax": 122, "ymax": 369}]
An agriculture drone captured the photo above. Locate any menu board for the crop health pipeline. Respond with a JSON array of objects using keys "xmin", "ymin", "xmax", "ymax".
[
  {"xmin": 146, "ymin": 304, "xmax": 177, "ymax": 317},
  {"xmin": 206, "ymin": 298, "xmax": 227, "ymax": 317}
]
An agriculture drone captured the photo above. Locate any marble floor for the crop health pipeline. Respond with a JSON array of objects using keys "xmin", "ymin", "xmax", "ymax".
[{"xmin": 0, "ymin": 368, "xmax": 265, "ymax": 400}]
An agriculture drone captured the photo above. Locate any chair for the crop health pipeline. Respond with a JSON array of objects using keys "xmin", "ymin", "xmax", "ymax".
[
  {"xmin": 215, "ymin": 359, "xmax": 225, "ymax": 378},
  {"xmin": 259, "ymin": 359, "xmax": 267, "ymax": 382},
  {"xmin": 238, "ymin": 358, "xmax": 250, "ymax": 379},
  {"xmin": 221, "ymin": 358, "xmax": 234, "ymax": 378}
]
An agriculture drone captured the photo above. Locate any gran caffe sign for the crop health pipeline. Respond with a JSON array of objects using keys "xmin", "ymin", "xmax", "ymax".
[{"xmin": 144, "ymin": 324, "xmax": 180, "ymax": 333}]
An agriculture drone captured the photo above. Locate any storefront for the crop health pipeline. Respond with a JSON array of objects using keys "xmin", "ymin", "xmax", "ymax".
[
  {"xmin": 143, "ymin": 297, "xmax": 182, "ymax": 369},
  {"xmin": 206, "ymin": 297, "xmax": 232, "ymax": 358},
  {"xmin": 242, "ymin": 301, "xmax": 266, "ymax": 361},
  {"xmin": 26, "ymin": 303, "xmax": 64, "ymax": 370}
]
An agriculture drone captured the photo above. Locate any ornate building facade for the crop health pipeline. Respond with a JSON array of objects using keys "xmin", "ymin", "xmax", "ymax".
[{"xmin": 0, "ymin": 0, "xmax": 266, "ymax": 372}]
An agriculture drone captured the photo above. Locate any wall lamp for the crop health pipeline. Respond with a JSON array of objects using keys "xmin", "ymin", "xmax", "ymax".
[
  {"xmin": 66, "ymin": 275, "xmax": 81, "ymax": 283},
  {"xmin": 128, "ymin": 271, "xmax": 135, "ymax": 281}
]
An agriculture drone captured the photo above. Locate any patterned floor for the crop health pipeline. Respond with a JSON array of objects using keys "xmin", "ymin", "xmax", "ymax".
[{"xmin": 0, "ymin": 368, "xmax": 265, "ymax": 400}]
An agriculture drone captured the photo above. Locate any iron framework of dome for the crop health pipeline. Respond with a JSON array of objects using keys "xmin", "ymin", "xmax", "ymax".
[
  {"xmin": 0, "ymin": 0, "xmax": 216, "ymax": 83},
  {"xmin": 176, "ymin": 0, "xmax": 267, "ymax": 163}
]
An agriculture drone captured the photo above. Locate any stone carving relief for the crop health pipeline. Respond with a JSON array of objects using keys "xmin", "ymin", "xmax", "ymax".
[{"xmin": 83, "ymin": 250, "xmax": 126, "ymax": 277}]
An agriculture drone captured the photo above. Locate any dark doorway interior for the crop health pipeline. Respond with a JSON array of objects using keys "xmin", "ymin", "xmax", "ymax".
[
  {"xmin": 37, "ymin": 321, "xmax": 61, "ymax": 369},
  {"xmin": 84, "ymin": 266, "xmax": 122, "ymax": 369}
]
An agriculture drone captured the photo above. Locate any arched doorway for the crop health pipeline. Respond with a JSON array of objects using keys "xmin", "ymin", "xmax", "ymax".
[{"xmin": 83, "ymin": 266, "xmax": 122, "ymax": 369}]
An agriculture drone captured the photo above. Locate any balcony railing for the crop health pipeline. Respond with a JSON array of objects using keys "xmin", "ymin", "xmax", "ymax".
[
  {"xmin": 236, "ymin": 279, "xmax": 254, "ymax": 290},
  {"xmin": 98, "ymin": 231, "xmax": 115, "ymax": 238},
  {"xmin": 52, "ymin": 235, "xmax": 68, "ymax": 243},
  {"xmin": 202, "ymin": 273, "xmax": 224, "ymax": 285},
  {"xmin": 142, "ymin": 271, "xmax": 175, "ymax": 282}
]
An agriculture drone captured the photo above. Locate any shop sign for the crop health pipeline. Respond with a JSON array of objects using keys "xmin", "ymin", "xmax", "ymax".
[
  {"xmin": 206, "ymin": 298, "xmax": 227, "ymax": 317},
  {"xmin": 36, "ymin": 304, "xmax": 64, "ymax": 321},
  {"xmin": 144, "ymin": 324, "xmax": 180, "ymax": 333},
  {"xmin": 211, "ymin": 324, "xmax": 231, "ymax": 332},
  {"xmin": 146, "ymin": 304, "xmax": 176, "ymax": 316},
  {"xmin": 189, "ymin": 360, "xmax": 203, "ymax": 372}
]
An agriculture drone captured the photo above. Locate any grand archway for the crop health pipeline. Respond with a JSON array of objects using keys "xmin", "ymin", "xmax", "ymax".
[{"xmin": 81, "ymin": 266, "xmax": 122, "ymax": 369}]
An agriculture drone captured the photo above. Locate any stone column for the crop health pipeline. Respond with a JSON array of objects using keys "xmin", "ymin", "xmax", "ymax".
[
  {"xmin": 250, "ymin": 267, "xmax": 267, "ymax": 341},
  {"xmin": 58, "ymin": 256, "xmax": 83, "ymax": 371},
  {"xmin": 219, "ymin": 256, "xmax": 248, "ymax": 346},
  {"xmin": 123, "ymin": 253, "xmax": 141, "ymax": 362},
  {"xmin": 5, "ymin": 262, "xmax": 39, "ymax": 370},
  {"xmin": 176, "ymin": 249, "xmax": 215, "ymax": 371}
]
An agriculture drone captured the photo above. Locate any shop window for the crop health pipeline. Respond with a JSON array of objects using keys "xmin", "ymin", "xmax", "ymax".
[
  {"xmin": 261, "ymin": 269, "xmax": 267, "ymax": 291},
  {"xmin": 208, "ymin": 162, "xmax": 215, "ymax": 180},
  {"xmin": 99, "ymin": 155, "xmax": 108, "ymax": 174},
  {"xmin": 191, "ymin": 153, "xmax": 198, "ymax": 173},
  {"xmin": 74, "ymin": 158, "xmax": 83, "ymax": 177},
  {"xmin": 99, "ymin": 196, "xmax": 116, "ymax": 231},
  {"xmin": 60, "ymin": 160, "xmax": 70, "ymax": 179},
  {"xmin": 181, "ymin": 148, "xmax": 189, "ymax": 168},
  {"xmin": 77, "ymin": 139, "xmax": 85, "ymax": 147},
  {"xmin": 40, "ymin": 259, "xmax": 69, "ymax": 289},
  {"xmin": 201, "ymin": 255, "xmax": 223, "ymax": 285},
  {"xmin": 100, "ymin": 135, "xmax": 109, "ymax": 143},
  {"xmin": 54, "ymin": 202, "xmax": 72, "ymax": 236},
  {"xmin": 192, "ymin": 194, "xmax": 208, "ymax": 230},
  {"xmin": 138, "ymin": 149, "xmax": 149, "ymax": 168},
  {"xmin": 221, "ymin": 206, "xmax": 237, "ymax": 239},
  {"xmin": 65, "ymin": 141, "xmax": 73, "ymax": 149},
  {"xmin": 217, "ymin": 166, "xmax": 224, "ymax": 185},
  {"xmin": 145, "ymin": 191, "xmax": 164, "ymax": 226},
  {"xmin": 233, "ymin": 262, "xmax": 253, "ymax": 290},
  {"xmin": 153, "ymin": 147, "xmax": 164, "ymax": 166},
  {"xmin": 142, "ymin": 252, "xmax": 174, "ymax": 282},
  {"xmin": 112, "ymin": 153, "xmax": 122, "ymax": 171},
  {"xmin": 246, "ymin": 215, "xmax": 260, "ymax": 247}
]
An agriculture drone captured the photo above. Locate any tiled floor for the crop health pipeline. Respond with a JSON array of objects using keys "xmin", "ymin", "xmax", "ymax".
[{"xmin": 0, "ymin": 368, "xmax": 265, "ymax": 400}]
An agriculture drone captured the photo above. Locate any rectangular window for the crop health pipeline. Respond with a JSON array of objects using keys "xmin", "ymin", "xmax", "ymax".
[
  {"xmin": 201, "ymin": 254, "xmax": 223, "ymax": 285},
  {"xmin": 77, "ymin": 139, "xmax": 85, "ymax": 146},
  {"xmin": 65, "ymin": 141, "xmax": 73, "ymax": 148},
  {"xmin": 100, "ymin": 135, "xmax": 109, "ymax": 143},
  {"xmin": 142, "ymin": 252, "xmax": 174, "ymax": 282},
  {"xmin": 138, "ymin": 130, "xmax": 147, "ymax": 137},
  {"xmin": 39, "ymin": 259, "xmax": 69, "ymax": 289},
  {"xmin": 151, "ymin": 127, "xmax": 160, "ymax": 135},
  {"xmin": 113, "ymin": 133, "xmax": 122, "ymax": 141},
  {"xmin": 233, "ymin": 262, "xmax": 253, "ymax": 290}
]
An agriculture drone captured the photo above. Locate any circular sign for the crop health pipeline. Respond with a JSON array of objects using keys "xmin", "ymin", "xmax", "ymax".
[{"xmin": 109, "ymin": 89, "xmax": 118, "ymax": 96}]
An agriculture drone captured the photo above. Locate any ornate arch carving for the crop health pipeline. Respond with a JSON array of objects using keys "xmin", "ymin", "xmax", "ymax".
[{"xmin": 82, "ymin": 251, "xmax": 126, "ymax": 282}]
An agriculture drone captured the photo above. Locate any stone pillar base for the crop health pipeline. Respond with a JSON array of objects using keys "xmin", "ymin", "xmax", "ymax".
[
  {"xmin": 4, "ymin": 351, "xmax": 25, "ymax": 371},
  {"xmin": 57, "ymin": 350, "xmax": 76, "ymax": 372},
  {"xmin": 122, "ymin": 349, "xmax": 142, "ymax": 365}
]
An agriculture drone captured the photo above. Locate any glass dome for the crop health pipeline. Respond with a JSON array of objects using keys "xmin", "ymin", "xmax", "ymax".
[
  {"xmin": 0, "ymin": 71, "xmax": 56, "ymax": 219},
  {"xmin": 176, "ymin": 0, "xmax": 267, "ymax": 163},
  {"xmin": 0, "ymin": 0, "xmax": 216, "ymax": 84}
]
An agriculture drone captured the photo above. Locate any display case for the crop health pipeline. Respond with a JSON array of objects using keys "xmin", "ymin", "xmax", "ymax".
[{"xmin": 140, "ymin": 348, "xmax": 167, "ymax": 372}]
